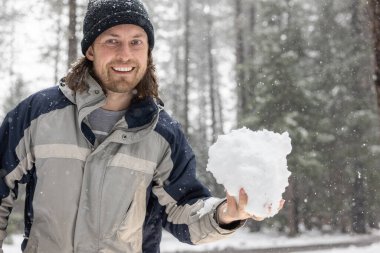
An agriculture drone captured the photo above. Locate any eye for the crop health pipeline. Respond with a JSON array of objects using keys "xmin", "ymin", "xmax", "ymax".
[
  {"xmin": 104, "ymin": 39, "xmax": 120, "ymax": 47},
  {"xmin": 131, "ymin": 39, "xmax": 143, "ymax": 46}
]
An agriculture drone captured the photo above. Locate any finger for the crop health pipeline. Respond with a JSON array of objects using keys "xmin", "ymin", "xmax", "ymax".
[
  {"xmin": 238, "ymin": 188, "xmax": 248, "ymax": 211},
  {"xmin": 226, "ymin": 192, "xmax": 238, "ymax": 212}
]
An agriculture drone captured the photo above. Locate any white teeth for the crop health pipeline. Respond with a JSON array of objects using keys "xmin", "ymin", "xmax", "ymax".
[{"xmin": 113, "ymin": 67, "xmax": 133, "ymax": 72}]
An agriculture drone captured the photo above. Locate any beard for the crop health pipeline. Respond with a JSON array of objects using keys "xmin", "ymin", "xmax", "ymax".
[
  {"xmin": 102, "ymin": 75, "xmax": 137, "ymax": 93},
  {"xmin": 95, "ymin": 60, "xmax": 147, "ymax": 94}
]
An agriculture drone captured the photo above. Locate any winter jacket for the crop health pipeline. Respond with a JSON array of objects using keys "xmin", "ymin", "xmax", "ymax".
[{"xmin": 0, "ymin": 74, "xmax": 238, "ymax": 253}]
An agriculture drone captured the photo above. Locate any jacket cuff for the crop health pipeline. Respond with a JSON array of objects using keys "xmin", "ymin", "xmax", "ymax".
[{"xmin": 211, "ymin": 199, "xmax": 246, "ymax": 231}]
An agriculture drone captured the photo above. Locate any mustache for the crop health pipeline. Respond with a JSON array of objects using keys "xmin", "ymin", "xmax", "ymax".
[{"xmin": 108, "ymin": 59, "xmax": 138, "ymax": 66}]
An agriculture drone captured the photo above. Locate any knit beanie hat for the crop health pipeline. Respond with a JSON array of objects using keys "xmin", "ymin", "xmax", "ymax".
[{"xmin": 81, "ymin": 0, "xmax": 155, "ymax": 55}]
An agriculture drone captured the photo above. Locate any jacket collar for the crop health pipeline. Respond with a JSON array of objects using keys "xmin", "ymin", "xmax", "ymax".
[
  {"xmin": 124, "ymin": 96, "xmax": 159, "ymax": 129},
  {"xmin": 59, "ymin": 72, "xmax": 161, "ymax": 130}
]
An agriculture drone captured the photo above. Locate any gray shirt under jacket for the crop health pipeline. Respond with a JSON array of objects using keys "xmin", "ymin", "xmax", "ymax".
[{"xmin": 88, "ymin": 107, "xmax": 126, "ymax": 143}]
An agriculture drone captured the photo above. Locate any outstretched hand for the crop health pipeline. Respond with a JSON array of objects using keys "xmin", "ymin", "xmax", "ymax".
[{"xmin": 216, "ymin": 188, "xmax": 285, "ymax": 225}]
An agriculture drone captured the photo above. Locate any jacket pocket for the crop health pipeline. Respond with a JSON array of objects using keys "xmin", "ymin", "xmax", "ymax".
[
  {"xmin": 103, "ymin": 183, "xmax": 147, "ymax": 244},
  {"xmin": 114, "ymin": 185, "xmax": 147, "ymax": 243},
  {"xmin": 103, "ymin": 200, "xmax": 134, "ymax": 240}
]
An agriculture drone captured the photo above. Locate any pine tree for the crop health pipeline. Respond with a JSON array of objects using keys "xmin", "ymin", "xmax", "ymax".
[{"xmin": 306, "ymin": 0, "xmax": 379, "ymax": 233}]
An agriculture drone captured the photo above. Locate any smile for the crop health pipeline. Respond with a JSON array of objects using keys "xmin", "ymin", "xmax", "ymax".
[{"xmin": 112, "ymin": 67, "xmax": 134, "ymax": 72}]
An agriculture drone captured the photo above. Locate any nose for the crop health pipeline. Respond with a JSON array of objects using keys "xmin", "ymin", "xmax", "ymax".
[{"xmin": 117, "ymin": 42, "xmax": 132, "ymax": 62}]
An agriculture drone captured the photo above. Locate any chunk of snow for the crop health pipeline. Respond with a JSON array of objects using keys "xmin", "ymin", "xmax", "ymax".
[{"xmin": 206, "ymin": 127, "xmax": 292, "ymax": 218}]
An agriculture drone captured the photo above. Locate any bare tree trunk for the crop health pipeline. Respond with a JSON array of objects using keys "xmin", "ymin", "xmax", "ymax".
[
  {"xmin": 350, "ymin": 154, "xmax": 366, "ymax": 232},
  {"xmin": 247, "ymin": 2, "xmax": 256, "ymax": 92},
  {"xmin": 183, "ymin": 0, "xmax": 190, "ymax": 135},
  {"xmin": 173, "ymin": 43, "xmax": 181, "ymax": 117},
  {"xmin": 235, "ymin": 0, "xmax": 246, "ymax": 125},
  {"xmin": 172, "ymin": 1, "xmax": 182, "ymax": 119},
  {"xmin": 349, "ymin": 0, "xmax": 368, "ymax": 233},
  {"xmin": 206, "ymin": 10, "xmax": 217, "ymax": 143},
  {"xmin": 54, "ymin": 2, "xmax": 63, "ymax": 83},
  {"xmin": 352, "ymin": 167, "xmax": 366, "ymax": 233},
  {"xmin": 286, "ymin": 175, "xmax": 299, "ymax": 236},
  {"xmin": 216, "ymin": 83, "xmax": 225, "ymax": 134},
  {"xmin": 68, "ymin": 0, "xmax": 77, "ymax": 69},
  {"xmin": 369, "ymin": 0, "xmax": 380, "ymax": 120}
]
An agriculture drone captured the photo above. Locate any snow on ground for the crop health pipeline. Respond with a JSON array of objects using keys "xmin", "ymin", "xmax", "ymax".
[
  {"xmin": 160, "ymin": 228, "xmax": 380, "ymax": 253},
  {"xmin": 301, "ymin": 243, "xmax": 380, "ymax": 253},
  {"xmin": 3, "ymin": 228, "xmax": 380, "ymax": 252}
]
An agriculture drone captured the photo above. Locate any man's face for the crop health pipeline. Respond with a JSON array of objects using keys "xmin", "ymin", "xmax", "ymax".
[{"xmin": 86, "ymin": 24, "xmax": 149, "ymax": 94}]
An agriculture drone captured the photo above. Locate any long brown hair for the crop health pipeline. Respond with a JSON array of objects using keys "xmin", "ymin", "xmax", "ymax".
[{"xmin": 64, "ymin": 50, "xmax": 159, "ymax": 99}]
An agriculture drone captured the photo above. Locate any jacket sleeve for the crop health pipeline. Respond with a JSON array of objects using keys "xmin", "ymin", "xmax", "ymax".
[
  {"xmin": 152, "ymin": 120, "xmax": 242, "ymax": 245},
  {"xmin": 0, "ymin": 105, "xmax": 34, "ymax": 249}
]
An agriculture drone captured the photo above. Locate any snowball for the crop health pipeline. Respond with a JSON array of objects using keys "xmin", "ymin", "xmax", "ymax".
[{"xmin": 206, "ymin": 127, "xmax": 292, "ymax": 218}]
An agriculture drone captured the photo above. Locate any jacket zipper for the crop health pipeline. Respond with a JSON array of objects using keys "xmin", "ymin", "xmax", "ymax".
[{"xmin": 97, "ymin": 147, "xmax": 109, "ymax": 250}]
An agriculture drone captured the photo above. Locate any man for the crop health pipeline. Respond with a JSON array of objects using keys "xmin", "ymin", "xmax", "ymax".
[{"xmin": 0, "ymin": 0, "xmax": 263, "ymax": 252}]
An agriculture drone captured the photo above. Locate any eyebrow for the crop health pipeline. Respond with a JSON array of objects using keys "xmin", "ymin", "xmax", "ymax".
[{"xmin": 103, "ymin": 32, "xmax": 146, "ymax": 38}]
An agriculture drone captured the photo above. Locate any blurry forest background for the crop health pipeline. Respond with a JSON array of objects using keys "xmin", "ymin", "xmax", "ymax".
[{"xmin": 1, "ymin": 0, "xmax": 380, "ymax": 238}]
